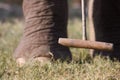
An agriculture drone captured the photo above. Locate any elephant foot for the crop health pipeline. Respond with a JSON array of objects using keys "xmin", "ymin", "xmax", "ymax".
[
  {"xmin": 14, "ymin": 39, "xmax": 54, "ymax": 66},
  {"xmin": 14, "ymin": 37, "xmax": 71, "ymax": 66}
]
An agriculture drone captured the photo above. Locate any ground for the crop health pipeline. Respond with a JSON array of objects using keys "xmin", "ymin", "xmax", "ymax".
[{"xmin": 0, "ymin": 19, "xmax": 120, "ymax": 80}]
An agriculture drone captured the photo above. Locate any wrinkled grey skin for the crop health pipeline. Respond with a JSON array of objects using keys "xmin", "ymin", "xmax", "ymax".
[
  {"xmin": 89, "ymin": 0, "xmax": 120, "ymax": 60},
  {"xmin": 14, "ymin": 0, "xmax": 72, "ymax": 61}
]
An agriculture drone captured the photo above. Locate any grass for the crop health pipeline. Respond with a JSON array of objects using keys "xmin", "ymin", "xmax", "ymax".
[{"xmin": 0, "ymin": 19, "xmax": 120, "ymax": 80}]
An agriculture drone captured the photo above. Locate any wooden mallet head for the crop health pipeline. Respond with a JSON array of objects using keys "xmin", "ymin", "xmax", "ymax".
[{"xmin": 59, "ymin": 38, "xmax": 113, "ymax": 51}]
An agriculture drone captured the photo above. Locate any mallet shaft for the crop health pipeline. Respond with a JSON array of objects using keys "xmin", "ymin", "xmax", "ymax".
[{"xmin": 81, "ymin": 0, "xmax": 87, "ymax": 40}]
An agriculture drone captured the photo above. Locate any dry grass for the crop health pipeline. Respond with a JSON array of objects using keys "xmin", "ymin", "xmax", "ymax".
[{"xmin": 0, "ymin": 19, "xmax": 120, "ymax": 80}]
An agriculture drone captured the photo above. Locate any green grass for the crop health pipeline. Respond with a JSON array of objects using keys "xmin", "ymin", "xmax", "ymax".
[{"xmin": 0, "ymin": 19, "xmax": 120, "ymax": 80}]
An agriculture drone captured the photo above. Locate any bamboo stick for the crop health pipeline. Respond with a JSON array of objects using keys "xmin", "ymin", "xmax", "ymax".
[{"xmin": 81, "ymin": 0, "xmax": 87, "ymax": 40}]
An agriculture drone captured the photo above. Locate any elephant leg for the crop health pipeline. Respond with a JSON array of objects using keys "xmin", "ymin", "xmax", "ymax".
[
  {"xmin": 14, "ymin": 0, "xmax": 72, "ymax": 64},
  {"xmin": 89, "ymin": 0, "xmax": 120, "ymax": 60}
]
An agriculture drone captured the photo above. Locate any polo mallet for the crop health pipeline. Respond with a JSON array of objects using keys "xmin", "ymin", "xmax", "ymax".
[{"xmin": 58, "ymin": 0, "xmax": 113, "ymax": 51}]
